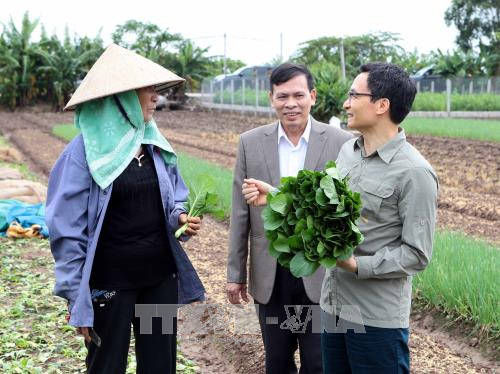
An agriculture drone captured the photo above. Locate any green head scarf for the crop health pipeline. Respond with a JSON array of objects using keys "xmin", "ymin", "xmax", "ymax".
[{"xmin": 75, "ymin": 90, "xmax": 177, "ymax": 189}]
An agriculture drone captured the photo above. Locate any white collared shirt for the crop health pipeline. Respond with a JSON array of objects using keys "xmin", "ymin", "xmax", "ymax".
[{"xmin": 277, "ymin": 117, "xmax": 311, "ymax": 178}]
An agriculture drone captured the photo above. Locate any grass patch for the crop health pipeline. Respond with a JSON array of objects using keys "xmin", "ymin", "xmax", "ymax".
[
  {"xmin": 413, "ymin": 231, "xmax": 499, "ymax": 340},
  {"xmin": 0, "ymin": 238, "xmax": 198, "ymax": 373},
  {"xmin": 413, "ymin": 92, "xmax": 500, "ymax": 111},
  {"xmin": 53, "ymin": 124, "xmax": 79, "ymax": 142},
  {"xmin": 402, "ymin": 117, "xmax": 500, "ymax": 142}
]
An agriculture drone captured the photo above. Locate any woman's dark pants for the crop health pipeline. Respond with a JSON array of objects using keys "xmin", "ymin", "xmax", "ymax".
[{"xmin": 85, "ymin": 275, "xmax": 178, "ymax": 374}]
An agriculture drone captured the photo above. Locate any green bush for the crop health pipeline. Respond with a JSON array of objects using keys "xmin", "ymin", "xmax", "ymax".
[{"xmin": 310, "ymin": 62, "xmax": 350, "ymax": 122}]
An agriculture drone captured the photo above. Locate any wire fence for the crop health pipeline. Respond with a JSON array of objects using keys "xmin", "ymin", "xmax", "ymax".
[
  {"xmin": 200, "ymin": 77, "xmax": 273, "ymax": 114},
  {"xmin": 198, "ymin": 76, "xmax": 500, "ymax": 116},
  {"xmin": 415, "ymin": 77, "xmax": 500, "ymax": 95}
]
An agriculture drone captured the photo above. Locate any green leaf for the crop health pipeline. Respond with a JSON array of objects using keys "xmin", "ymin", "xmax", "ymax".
[
  {"xmin": 294, "ymin": 218, "xmax": 307, "ymax": 234},
  {"xmin": 319, "ymin": 257, "xmax": 337, "ymax": 268},
  {"xmin": 270, "ymin": 192, "xmax": 289, "ymax": 215},
  {"xmin": 317, "ymin": 241, "xmax": 326, "ymax": 256},
  {"xmin": 334, "ymin": 245, "xmax": 346, "ymax": 257},
  {"xmin": 262, "ymin": 207, "xmax": 285, "ymax": 231},
  {"xmin": 325, "ymin": 165, "xmax": 340, "ymax": 180},
  {"xmin": 350, "ymin": 220, "xmax": 364, "ymax": 244},
  {"xmin": 301, "ymin": 228, "xmax": 314, "ymax": 242},
  {"xmin": 273, "ymin": 232, "xmax": 291, "ymax": 253},
  {"xmin": 337, "ymin": 247, "xmax": 354, "ymax": 261},
  {"xmin": 176, "ymin": 173, "xmax": 225, "ymax": 238},
  {"xmin": 306, "ymin": 215, "xmax": 314, "ymax": 230},
  {"xmin": 288, "ymin": 234, "xmax": 304, "ymax": 250},
  {"xmin": 315, "ymin": 188, "xmax": 329, "ymax": 206},
  {"xmin": 277, "ymin": 253, "xmax": 293, "ymax": 268},
  {"xmin": 325, "ymin": 160, "xmax": 337, "ymax": 169},
  {"xmin": 320, "ymin": 175, "xmax": 339, "ymax": 203},
  {"xmin": 268, "ymin": 241, "xmax": 280, "ymax": 259},
  {"xmin": 290, "ymin": 251, "xmax": 320, "ymax": 277}
]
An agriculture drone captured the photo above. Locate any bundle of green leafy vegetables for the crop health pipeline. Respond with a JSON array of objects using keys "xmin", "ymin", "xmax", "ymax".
[
  {"xmin": 262, "ymin": 161, "xmax": 363, "ymax": 277},
  {"xmin": 175, "ymin": 174, "xmax": 225, "ymax": 238}
]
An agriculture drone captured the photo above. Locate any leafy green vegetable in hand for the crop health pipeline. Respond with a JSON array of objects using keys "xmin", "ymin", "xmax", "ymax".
[
  {"xmin": 262, "ymin": 161, "xmax": 363, "ymax": 277},
  {"xmin": 175, "ymin": 174, "xmax": 225, "ymax": 238}
]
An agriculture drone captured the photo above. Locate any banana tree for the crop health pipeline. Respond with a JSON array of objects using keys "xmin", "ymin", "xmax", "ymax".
[
  {"xmin": 0, "ymin": 12, "xmax": 42, "ymax": 108},
  {"xmin": 36, "ymin": 31, "xmax": 103, "ymax": 110}
]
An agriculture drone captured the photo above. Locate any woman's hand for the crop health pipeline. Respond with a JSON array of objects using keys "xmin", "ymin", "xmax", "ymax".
[
  {"xmin": 178, "ymin": 213, "xmax": 202, "ymax": 236},
  {"xmin": 76, "ymin": 327, "xmax": 91, "ymax": 343},
  {"xmin": 242, "ymin": 178, "xmax": 272, "ymax": 207}
]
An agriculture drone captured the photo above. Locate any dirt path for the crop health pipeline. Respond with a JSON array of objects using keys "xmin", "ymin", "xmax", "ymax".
[{"xmin": 0, "ymin": 109, "xmax": 497, "ymax": 373}]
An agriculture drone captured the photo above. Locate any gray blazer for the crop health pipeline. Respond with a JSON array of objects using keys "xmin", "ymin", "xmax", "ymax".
[{"xmin": 227, "ymin": 118, "xmax": 353, "ymax": 304}]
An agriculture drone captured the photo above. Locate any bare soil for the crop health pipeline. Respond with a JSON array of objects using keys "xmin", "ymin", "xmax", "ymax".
[{"xmin": 0, "ymin": 108, "xmax": 497, "ymax": 373}]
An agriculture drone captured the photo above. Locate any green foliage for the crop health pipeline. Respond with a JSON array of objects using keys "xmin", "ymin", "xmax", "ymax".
[
  {"xmin": 175, "ymin": 174, "xmax": 226, "ymax": 238},
  {"xmin": 401, "ymin": 117, "xmax": 500, "ymax": 143},
  {"xmin": 292, "ymin": 32, "xmax": 414, "ymax": 79},
  {"xmin": 413, "ymin": 231, "xmax": 499, "ymax": 339},
  {"xmin": 112, "ymin": 21, "xmax": 214, "ymax": 93},
  {"xmin": 35, "ymin": 31, "xmax": 103, "ymax": 110},
  {"xmin": 444, "ymin": 0, "xmax": 499, "ymax": 75},
  {"xmin": 309, "ymin": 61, "xmax": 350, "ymax": 121},
  {"xmin": 0, "ymin": 16, "xmax": 217, "ymax": 109},
  {"xmin": 430, "ymin": 49, "xmax": 485, "ymax": 76},
  {"xmin": 111, "ymin": 20, "xmax": 182, "ymax": 64},
  {"xmin": 205, "ymin": 57, "xmax": 245, "ymax": 78},
  {"xmin": 262, "ymin": 161, "xmax": 363, "ymax": 277},
  {"xmin": 0, "ymin": 12, "xmax": 41, "ymax": 108},
  {"xmin": 0, "ymin": 12, "xmax": 103, "ymax": 110},
  {"xmin": 168, "ymin": 41, "xmax": 211, "ymax": 91}
]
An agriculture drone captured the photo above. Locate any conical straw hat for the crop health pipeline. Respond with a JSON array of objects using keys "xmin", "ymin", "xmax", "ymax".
[{"xmin": 64, "ymin": 43, "xmax": 185, "ymax": 110}]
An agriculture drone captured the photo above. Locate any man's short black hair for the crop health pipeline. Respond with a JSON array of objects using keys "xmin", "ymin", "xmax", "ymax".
[
  {"xmin": 360, "ymin": 63, "xmax": 417, "ymax": 124},
  {"xmin": 270, "ymin": 63, "xmax": 314, "ymax": 93}
]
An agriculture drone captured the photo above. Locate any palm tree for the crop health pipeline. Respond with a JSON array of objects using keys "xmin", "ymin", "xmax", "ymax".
[{"xmin": 171, "ymin": 40, "xmax": 211, "ymax": 91}]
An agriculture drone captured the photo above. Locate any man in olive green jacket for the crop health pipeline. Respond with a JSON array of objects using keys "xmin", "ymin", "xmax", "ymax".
[{"xmin": 243, "ymin": 63, "xmax": 438, "ymax": 374}]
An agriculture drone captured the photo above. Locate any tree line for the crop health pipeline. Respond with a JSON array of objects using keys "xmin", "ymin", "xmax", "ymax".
[{"xmin": 0, "ymin": 0, "xmax": 497, "ymax": 111}]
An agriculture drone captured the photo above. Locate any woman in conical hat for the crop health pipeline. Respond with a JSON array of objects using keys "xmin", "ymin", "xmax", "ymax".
[{"xmin": 46, "ymin": 43, "xmax": 205, "ymax": 373}]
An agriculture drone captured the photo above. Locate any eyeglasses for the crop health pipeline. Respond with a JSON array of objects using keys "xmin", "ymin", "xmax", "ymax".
[{"xmin": 346, "ymin": 90, "xmax": 375, "ymax": 104}]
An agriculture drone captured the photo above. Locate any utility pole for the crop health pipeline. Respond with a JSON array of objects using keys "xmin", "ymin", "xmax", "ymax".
[
  {"xmin": 280, "ymin": 33, "xmax": 283, "ymax": 62},
  {"xmin": 223, "ymin": 33, "xmax": 227, "ymax": 75},
  {"xmin": 340, "ymin": 38, "xmax": 346, "ymax": 80}
]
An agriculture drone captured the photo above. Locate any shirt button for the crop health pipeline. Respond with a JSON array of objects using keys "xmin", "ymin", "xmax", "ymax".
[
  {"xmin": 420, "ymin": 219, "xmax": 426, "ymax": 226},
  {"xmin": 361, "ymin": 159, "xmax": 366, "ymax": 165}
]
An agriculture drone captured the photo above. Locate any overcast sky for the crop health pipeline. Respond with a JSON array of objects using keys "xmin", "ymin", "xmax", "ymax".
[{"xmin": 4, "ymin": 0, "xmax": 459, "ymax": 68}]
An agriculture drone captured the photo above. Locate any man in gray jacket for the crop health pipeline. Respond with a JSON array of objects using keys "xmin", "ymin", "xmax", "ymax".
[{"xmin": 226, "ymin": 63, "xmax": 351, "ymax": 373}]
